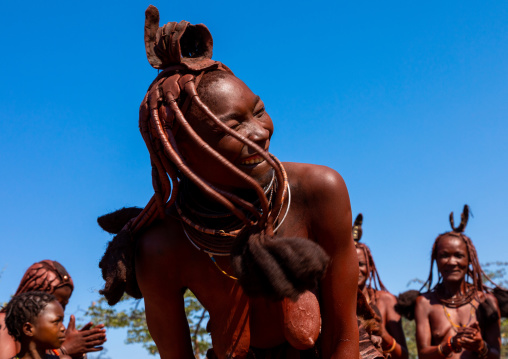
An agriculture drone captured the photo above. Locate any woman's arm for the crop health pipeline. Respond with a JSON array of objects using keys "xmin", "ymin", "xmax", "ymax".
[
  {"xmin": 378, "ymin": 292, "xmax": 408, "ymax": 359},
  {"xmin": 136, "ymin": 227, "xmax": 196, "ymax": 359},
  {"xmin": 306, "ymin": 166, "xmax": 359, "ymax": 358}
]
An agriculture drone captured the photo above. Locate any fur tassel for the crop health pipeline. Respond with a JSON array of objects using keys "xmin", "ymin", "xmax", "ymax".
[{"xmin": 231, "ymin": 225, "xmax": 329, "ymax": 301}]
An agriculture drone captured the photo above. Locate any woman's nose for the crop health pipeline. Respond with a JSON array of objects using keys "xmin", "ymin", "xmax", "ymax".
[
  {"xmin": 245, "ymin": 120, "xmax": 270, "ymax": 143},
  {"xmin": 447, "ymin": 257, "xmax": 458, "ymax": 265}
]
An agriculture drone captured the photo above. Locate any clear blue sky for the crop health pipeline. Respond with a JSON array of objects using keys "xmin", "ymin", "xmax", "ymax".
[{"xmin": 1, "ymin": 1, "xmax": 507, "ymax": 358}]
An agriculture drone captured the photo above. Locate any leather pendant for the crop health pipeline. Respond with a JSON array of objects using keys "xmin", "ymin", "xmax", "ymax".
[{"xmin": 282, "ymin": 291, "xmax": 321, "ymax": 350}]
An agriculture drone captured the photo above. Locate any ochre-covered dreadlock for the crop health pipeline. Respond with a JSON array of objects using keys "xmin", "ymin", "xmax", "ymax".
[
  {"xmin": 99, "ymin": 5, "xmax": 329, "ymax": 305},
  {"xmin": 14, "ymin": 260, "xmax": 74, "ymax": 296},
  {"xmin": 353, "ymin": 214, "xmax": 387, "ymax": 295},
  {"xmin": 421, "ymin": 205, "xmax": 485, "ymax": 307}
]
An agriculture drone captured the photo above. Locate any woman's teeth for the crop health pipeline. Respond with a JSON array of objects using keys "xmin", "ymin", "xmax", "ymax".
[{"xmin": 241, "ymin": 156, "xmax": 263, "ymax": 165}]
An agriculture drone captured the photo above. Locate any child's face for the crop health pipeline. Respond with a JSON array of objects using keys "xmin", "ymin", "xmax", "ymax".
[{"xmin": 31, "ymin": 300, "xmax": 66, "ymax": 349}]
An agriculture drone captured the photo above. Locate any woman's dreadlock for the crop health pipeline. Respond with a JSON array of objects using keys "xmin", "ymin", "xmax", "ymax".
[
  {"xmin": 421, "ymin": 205, "xmax": 486, "ymax": 307},
  {"xmin": 99, "ymin": 5, "xmax": 329, "ymax": 305},
  {"xmin": 353, "ymin": 213, "xmax": 387, "ymax": 297},
  {"xmin": 14, "ymin": 260, "xmax": 73, "ymax": 296}
]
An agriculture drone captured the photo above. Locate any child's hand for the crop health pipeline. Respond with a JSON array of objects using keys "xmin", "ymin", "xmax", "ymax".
[{"xmin": 60, "ymin": 315, "xmax": 107, "ymax": 357}]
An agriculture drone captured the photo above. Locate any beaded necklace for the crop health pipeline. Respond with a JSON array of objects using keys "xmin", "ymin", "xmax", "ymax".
[
  {"xmin": 436, "ymin": 282, "xmax": 477, "ymax": 308},
  {"xmin": 178, "ymin": 159, "xmax": 290, "ymax": 279},
  {"xmin": 442, "ymin": 301, "xmax": 476, "ymax": 332},
  {"xmin": 176, "ymin": 171, "xmax": 276, "ymax": 239},
  {"xmin": 178, "ymin": 158, "xmax": 288, "ymax": 255}
]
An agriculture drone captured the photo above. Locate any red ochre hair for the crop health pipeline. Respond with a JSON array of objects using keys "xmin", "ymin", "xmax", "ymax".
[{"xmin": 353, "ymin": 214, "xmax": 387, "ymax": 296}]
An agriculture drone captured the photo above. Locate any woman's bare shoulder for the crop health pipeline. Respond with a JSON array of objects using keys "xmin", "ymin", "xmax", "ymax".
[
  {"xmin": 416, "ymin": 292, "xmax": 433, "ymax": 307},
  {"xmin": 135, "ymin": 216, "xmax": 194, "ymax": 281},
  {"xmin": 376, "ymin": 290, "xmax": 398, "ymax": 304},
  {"xmin": 283, "ymin": 162, "xmax": 348, "ymax": 202}
]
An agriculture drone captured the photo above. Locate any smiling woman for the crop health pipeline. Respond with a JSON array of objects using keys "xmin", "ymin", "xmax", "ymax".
[
  {"xmin": 177, "ymin": 72, "xmax": 275, "ymax": 190},
  {"xmin": 414, "ymin": 205, "xmax": 501, "ymax": 359},
  {"xmin": 354, "ymin": 214, "xmax": 408, "ymax": 359},
  {"xmin": 98, "ymin": 5, "xmax": 358, "ymax": 359}
]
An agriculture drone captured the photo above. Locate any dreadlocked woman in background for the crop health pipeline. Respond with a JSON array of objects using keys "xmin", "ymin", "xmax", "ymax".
[
  {"xmin": 98, "ymin": 5, "xmax": 358, "ymax": 359},
  {"xmin": 414, "ymin": 205, "xmax": 501, "ymax": 359},
  {"xmin": 0, "ymin": 260, "xmax": 106, "ymax": 359},
  {"xmin": 353, "ymin": 214, "xmax": 408, "ymax": 359}
]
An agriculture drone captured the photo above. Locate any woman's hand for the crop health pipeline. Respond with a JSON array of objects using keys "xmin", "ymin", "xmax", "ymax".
[
  {"xmin": 60, "ymin": 315, "xmax": 107, "ymax": 357},
  {"xmin": 456, "ymin": 322, "xmax": 484, "ymax": 353}
]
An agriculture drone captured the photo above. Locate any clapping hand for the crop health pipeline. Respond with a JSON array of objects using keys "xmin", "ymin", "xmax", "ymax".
[
  {"xmin": 61, "ymin": 315, "xmax": 107, "ymax": 357},
  {"xmin": 455, "ymin": 322, "xmax": 483, "ymax": 353}
]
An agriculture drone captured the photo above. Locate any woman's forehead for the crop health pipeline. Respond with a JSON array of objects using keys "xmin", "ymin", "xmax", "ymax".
[
  {"xmin": 356, "ymin": 247, "xmax": 366, "ymax": 261},
  {"xmin": 200, "ymin": 74, "xmax": 257, "ymax": 110},
  {"xmin": 437, "ymin": 235, "xmax": 467, "ymax": 251},
  {"xmin": 53, "ymin": 285, "xmax": 72, "ymax": 299}
]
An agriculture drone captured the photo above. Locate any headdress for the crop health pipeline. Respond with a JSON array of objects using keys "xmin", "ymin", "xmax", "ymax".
[{"xmin": 352, "ymin": 213, "xmax": 363, "ymax": 242}]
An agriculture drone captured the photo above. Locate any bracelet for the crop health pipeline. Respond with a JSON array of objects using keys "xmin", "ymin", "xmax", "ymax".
[
  {"xmin": 383, "ymin": 338, "xmax": 397, "ymax": 354},
  {"xmin": 478, "ymin": 341, "xmax": 489, "ymax": 358},
  {"xmin": 60, "ymin": 345, "xmax": 69, "ymax": 356},
  {"xmin": 448, "ymin": 336, "xmax": 461, "ymax": 353},
  {"xmin": 437, "ymin": 344, "xmax": 449, "ymax": 358}
]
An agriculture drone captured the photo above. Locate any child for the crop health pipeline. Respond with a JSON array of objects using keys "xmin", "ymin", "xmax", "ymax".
[
  {"xmin": 0, "ymin": 260, "xmax": 105, "ymax": 359},
  {"xmin": 3, "ymin": 291, "xmax": 68, "ymax": 359}
]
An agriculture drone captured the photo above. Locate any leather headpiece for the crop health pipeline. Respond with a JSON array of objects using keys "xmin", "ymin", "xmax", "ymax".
[
  {"xmin": 144, "ymin": 5, "xmax": 217, "ymax": 71},
  {"xmin": 353, "ymin": 213, "xmax": 363, "ymax": 242}
]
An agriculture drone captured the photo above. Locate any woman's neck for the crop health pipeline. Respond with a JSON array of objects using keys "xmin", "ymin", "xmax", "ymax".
[
  {"xmin": 441, "ymin": 280, "xmax": 467, "ymax": 297},
  {"xmin": 181, "ymin": 177, "xmax": 260, "ymax": 209}
]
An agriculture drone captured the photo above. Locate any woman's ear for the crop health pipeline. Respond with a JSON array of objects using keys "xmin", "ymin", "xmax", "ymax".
[{"xmin": 23, "ymin": 322, "xmax": 35, "ymax": 337}]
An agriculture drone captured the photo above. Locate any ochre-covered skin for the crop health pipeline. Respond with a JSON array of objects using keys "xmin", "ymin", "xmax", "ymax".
[{"xmin": 136, "ymin": 162, "xmax": 358, "ymax": 358}]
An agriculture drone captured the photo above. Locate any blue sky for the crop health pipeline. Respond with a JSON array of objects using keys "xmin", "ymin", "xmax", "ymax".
[{"xmin": 1, "ymin": 1, "xmax": 507, "ymax": 357}]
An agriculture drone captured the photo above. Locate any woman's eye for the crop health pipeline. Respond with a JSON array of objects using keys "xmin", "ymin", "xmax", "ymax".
[
  {"xmin": 224, "ymin": 119, "xmax": 240, "ymax": 129},
  {"xmin": 254, "ymin": 107, "xmax": 265, "ymax": 117}
]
